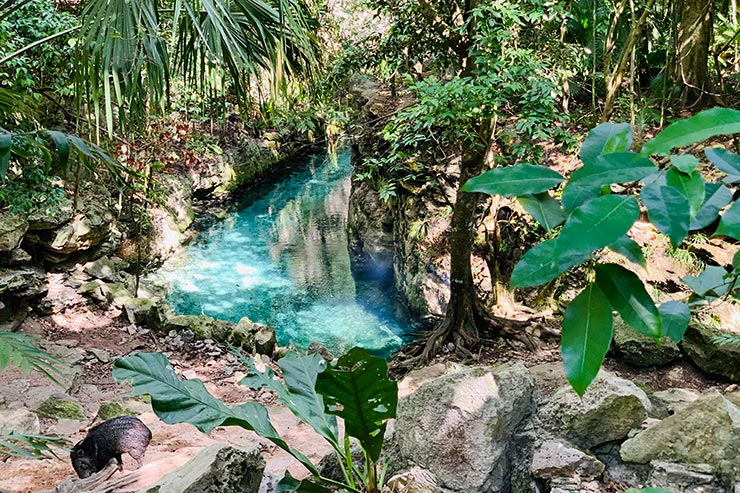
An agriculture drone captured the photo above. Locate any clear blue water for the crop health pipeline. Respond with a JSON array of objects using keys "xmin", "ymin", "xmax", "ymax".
[{"xmin": 152, "ymin": 149, "xmax": 410, "ymax": 357}]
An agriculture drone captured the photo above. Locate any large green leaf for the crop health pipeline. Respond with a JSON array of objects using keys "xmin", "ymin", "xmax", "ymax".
[
  {"xmin": 315, "ymin": 347, "xmax": 397, "ymax": 463},
  {"xmin": 608, "ymin": 235, "xmax": 646, "ymax": 268},
  {"xmin": 517, "ymin": 192, "xmax": 566, "ymax": 231},
  {"xmin": 666, "ymin": 168, "xmax": 705, "ymax": 219},
  {"xmin": 670, "ymin": 154, "xmax": 699, "ymax": 173},
  {"xmin": 44, "ymin": 130, "xmax": 71, "ymax": 172},
  {"xmin": 579, "ymin": 122, "xmax": 632, "ymax": 166},
  {"xmin": 691, "ymin": 183, "xmax": 732, "ymax": 230},
  {"xmin": 715, "ymin": 200, "xmax": 740, "ymax": 239},
  {"xmin": 682, "ymin": 265, "xmax": 731, "ymax": 297},
  {"xmin": 239, "ymin": 352, "xmax": 339, "ymax": 449},
  {"xmin": 276, "ymin": 472, "xmax": 333, "ymax": 493},
  {"xmin": 460, "ymin": 163, "xmax": 564, "ymax": 196},
  {"xmin": 558, "ymin": 194, "xmax": 640, "ymax": 255},
  {"xmin": 0, "ymin": 132, "xmax": 11, "ymax": 178},
  {"xmin": 113, "ymin": 352, "xmax": 318, "ymax": 475},
  {"xmin": 510, "ymin": 239, "xmax": 591, "ymax": 288},
  {"xmin": 705, "ymin": 147, "xmax": 740, "ymax": 179},
  {"xmin": 561, "ymin": 152, "xmax": 657, "ymax": 211},
  {"xmin": 658, "ymin": 301, "xmax": 691, "ymax": 343},
  {"xmin": 595, "ymin": 263, "xmax": 662, "ymax": 340},
  {"xmin": 561, "ymin": 283, "xmax": 614, "ymax": 396},
  {"xmin": 640, "ymin": 182, "xmax": 690, "ymax": 247},
  {"xmin": 641, "ymin": 108, "xmax": 740, "ymax": 156}
]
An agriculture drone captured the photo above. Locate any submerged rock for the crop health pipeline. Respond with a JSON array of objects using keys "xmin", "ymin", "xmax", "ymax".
[
  {"xmin": 536, "ymin": 370, "xmax": 651, "ymax": 448},
  {"xmin": 620, "ymin": 390, "xmax": 740, "ymax": 482},
  {"xmin": 149, "ymin": 443, "xmax": 264, "ymax": 493},
  {"xmin": 388, "ymin": 363, "xmax": 535, "ymax": 493}
]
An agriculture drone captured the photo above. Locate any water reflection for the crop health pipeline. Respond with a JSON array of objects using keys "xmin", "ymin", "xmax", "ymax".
[{"xmin": 152, "ymin": 149, "xmax": 409, "ymax": 356}]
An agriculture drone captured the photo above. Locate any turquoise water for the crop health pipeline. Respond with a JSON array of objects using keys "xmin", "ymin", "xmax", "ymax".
[{"xmin": 153, "ymin": 149, "xmax": 410, "ymax": 357}]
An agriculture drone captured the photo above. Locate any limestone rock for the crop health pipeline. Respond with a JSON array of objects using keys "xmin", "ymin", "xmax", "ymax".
[
  {"xmin": 649, "ymin": 388, "xmax": 700, "ymax": 419},
  {"xmin": 120, "ymin": 296, "xmax": 156, "ymax": 324},
  {"xmin": 36, "ymin": 394, "xmax": 85, "ymax": 420},
  {"xmin": 531, "ymin": 440, "xmax": 605, "ymax": 481},
  {"xmin": 537, "ymin": 371, "xmax": 651, "ymax": 448},
  {"xmin": 149, "ymin": 443, "xmax": 264, "ymax": 493},
  {"xmin": 613, "ymin": 318, "xmax": 681, "ymax": 366},
  {"xmin": 83, "ymin": 255, "xmax": 129, "ymax": 281},
  {"xmin": 0, "ymin": 214, "xmax": 28, "ymax": 253},
  {"xmin": 0, "ymin": 409, "xmax": 40, "ymax": 434},
  {"xmin": 390, "ymin": 363, "xmax": 535, "ymax": 493},
  {"xmin": 254, "ymin": 325, "xmax": 276, "ymax": 356},
  {"xmin": 0, "ymin": 266, "xmax": 46, "ymax": 298},
  {"xmin": 26, "ymin": 201, "xmax": 73, "ymax": 230},
  {"xmin": 620, "ymin": 390, "xmax": 740, "ymax": 481},
  {"xmin": 648, "ymin": 461, "xmax": 726, "ymax": 493},
  {"xmin": 382, "ymin": 468, "xmax": 452, "ymax": 493},
  {"xmin": 682, "ymin": 324, "xmax": 740, "ymax": 381},
  {"xmin": 98, "ymin": 399, "xmax": 149, "ymax": 420},
  {"xmin": 164, "ymin": 315, "xmax": 236, "ymax": 346}
]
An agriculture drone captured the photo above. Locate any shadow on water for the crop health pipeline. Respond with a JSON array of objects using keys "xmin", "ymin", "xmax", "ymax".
[{"xmin": 151, "ymin": 148, "xmax": 413, "ymax": 357}]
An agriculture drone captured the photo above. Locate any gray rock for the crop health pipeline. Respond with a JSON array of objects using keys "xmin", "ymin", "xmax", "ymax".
[
  {"xmin": 36, "ymin": 394, "xmax": 85, "ymax": 420},
  {"xmin": 537, "ymin": 370, "xmax": 651, "ymax": 448},
  {"xmin": 254, "ymin": 325, "xmax": 276, "ymax": 356},
  {"xmin": 650, "ymin": 388, "xmax": 701, "ymax": 419},
  {"xmin": 389, "ymin": 363, "xmax": 535, "ymax": 493},
  {"xmin": 26, "ymin": 201, "xmax": 73, "ymax": 230},
  {"xmin": 0, "ymin": 266, "xmax": 46, "ymax": 298},
  {"xmin": 97, "ymin": 399, "xmax": 149, "ymax": 420},
  {"xmin": 120, "ymin": 296, "xmax": 155, "ymax": 324},
  {"xmin": 0, "ymin": 409, "xmax": 40, "ymax": 434},
  {"xmin": 83, "ymin": 255, "xmax": 129, "ymax": 281},
  {"xmin": 613, "ymin": 317, "xmax": 681, "ymax": 366},
  {"xmin": 621, "ymin": 390, "xmax": 740, "ymax": 481},
  {"xmin": 88, "ymin": 348, "xmax": 111, "ymax": 363},
  {"xmin": 0, "ymin": 214, "xmax": 28, "ymax": 253},
  {"xmin": 648, "ymin": 461, "xmax": 726, "ymax": 493},
  {"xmin": 148, "ymin": 443, "xmax": 265, "ymax": 493},
  {"xmin": 682, "ymin": 324, "xmax": 740, "ymax": 381},
  {"xmin": 531, "ymin": 440, "xmax": 605, "ymax": 480}
]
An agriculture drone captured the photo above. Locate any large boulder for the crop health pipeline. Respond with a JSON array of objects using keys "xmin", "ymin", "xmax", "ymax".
[
  {"xmin": 388, "ymin": 363, "xmax": 535, "ymax": 493},
  {"xmin": 612, "ymin": 317, "xmax": 681, "ymax": 366},
  {"xmin": 682, "ymin": 324, "xmax": 740, "ymax": 381},
  {"xmin": 149, "ymin": 444, "xmax": 264, "ymax": 493},
  {"xmin": 620, "ymin": 390, "xmax": 740, "ymax": 482},
  {"xmin": 536, "ymin": 371, "xmax": 651, "ymax": 448},
  {"xmin": 0, "ymin": 214, "xmax": 28, "ymax": 253}
]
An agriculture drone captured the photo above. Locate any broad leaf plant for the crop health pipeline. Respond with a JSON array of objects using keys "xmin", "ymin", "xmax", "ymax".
[{"xmin": 463, "ymin": 108, "xmax": 740, "ymax": 395}]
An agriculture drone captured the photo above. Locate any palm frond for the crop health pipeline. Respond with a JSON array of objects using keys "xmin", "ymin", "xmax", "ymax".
[
  {"xmin": 0, "ymin": 429, "xmax": 68, "ymax": 459},
  {"xmin": 0, "ymin": 332, "xmax": 67, "ymax": 386}
]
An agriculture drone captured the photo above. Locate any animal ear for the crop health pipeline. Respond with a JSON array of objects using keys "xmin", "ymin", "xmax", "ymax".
[{"xmin": 75, "ymin": 448, "xmax": 86, "ymax": 457}]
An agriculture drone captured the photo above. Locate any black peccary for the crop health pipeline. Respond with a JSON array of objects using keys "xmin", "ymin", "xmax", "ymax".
[{"xmin": 70, "ymin": 416, "xmax": 152, "ymax": 478}]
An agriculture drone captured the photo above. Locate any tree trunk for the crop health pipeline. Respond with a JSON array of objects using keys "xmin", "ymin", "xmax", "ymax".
[{"xmin": 671, "ymin": 0, "xmax": 713, "ymax": 102}]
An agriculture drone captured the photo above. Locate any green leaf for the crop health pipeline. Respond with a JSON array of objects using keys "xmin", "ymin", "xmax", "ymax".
[
  {"xmin": 276, "ymin": 472, "xmax": 333, "ymax": 493},
  {"xmin": 608, "ymin": 235, "xmax": 646, "ymax": 268},
  {"xmin": 460, "ymin": 163, "xmax": 565, "ymax": 196},
  {"xmin": 642, "ymin": 107, "xmax": 740, "ymax": 156},
  {"xmin": 670, "ymin": 154, "xmax": 699, "ymax": 173},
  {"xmin": 510, "ymin": 239, "xmax": 591, "ymax": 288},
  {"xmin": 666, "ymin": 169, "xmax": 705, "ymax": 219},
  {"xmin": 0, "ymin": 332, "xmax": 66, "ymax": 386},
  {"xmin": 595, "ymin": 263, "xmax": 662, "ymax": 340},
  {"xmin": 733, "ymin": 250, "xmax": 740, "ymax": 273},
  {"xmin": 44, "ymin": 130, "xmax": 71, "ymax": 171},
  {"xmin": 239, "ymin": 352, "xmax": 339, "ymax": 449},
  {"xmin": 580, "ymin": 122, "xmax": 632, "ymax": 166},
  {"xmin": 315, "ymin": 347, "xmax": 397, "ymax": 463},
  {"xmin": 561, "ymin": 152, "xmax": 657, "ymax": 211},
  {"xmin": 113, "ymin": 352, "xmax": 319, "ymax": 475},
  {"xmin": 658, "ymin": 301, "xmax": 691, "ymax": 343},
  {"xmin": 0, "ymin": 132, "xmax": 11, "ymax": 178},
  {"xmin": 705, "ymin": 147, "xmax": 740, "ymax": 177},
  {"xmin": 558, "ymin": 194, "xmax": 640, "ymax": 255},
  {"xmin": 691, "ymin": 183, "xmax": 733, "ymax": 230},
  {"xmin": 715, "ymin": 200, "xmax": 740, "ymax": 239},
  {"xmin": 682, "ymin": 265, "xmax": 731, "ymax": 297},
  {"xmin": 561, "ymin": 283, "xmax": 614, "ymax": 396},
  {"xmin": 517, "ymin": 192, "xmax": 566, "ymax": 231},
  {"xmin": 640, "ymin": 182, "xmax": 690, "ymax": 247}
]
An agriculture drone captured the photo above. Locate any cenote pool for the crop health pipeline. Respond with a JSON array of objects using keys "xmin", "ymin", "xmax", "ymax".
[{"xmin": 151, "ymin": 148, "xmax": 411, "ymax": 357}]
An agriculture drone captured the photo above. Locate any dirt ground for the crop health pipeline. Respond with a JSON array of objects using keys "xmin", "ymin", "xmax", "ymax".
[{"xmin": 0, "ymin": 288, "xmax": 731, "ymax": 492}]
